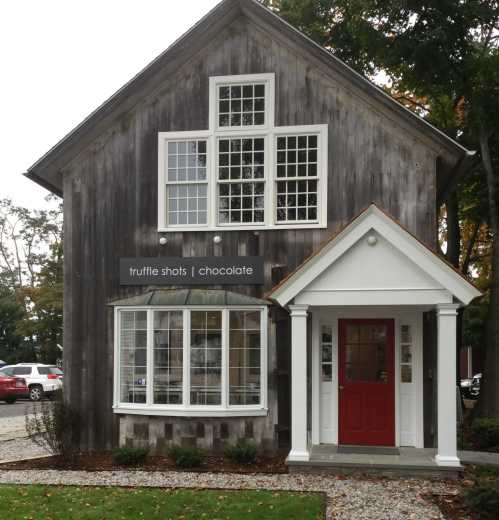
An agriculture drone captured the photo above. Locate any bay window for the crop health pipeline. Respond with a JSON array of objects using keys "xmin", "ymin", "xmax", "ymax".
[
  {"xmin": 114, "ymin": 305, "xmax": 268, "ymax": 415},
  {"xmin": 158, "ymin": 73, "xmax": 328, "ymax": 231}
]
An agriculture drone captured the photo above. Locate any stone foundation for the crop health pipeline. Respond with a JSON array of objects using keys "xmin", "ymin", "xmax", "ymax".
[{"xmin": 119, "ymin": 414, "xmax": 277, "ymax": 454}]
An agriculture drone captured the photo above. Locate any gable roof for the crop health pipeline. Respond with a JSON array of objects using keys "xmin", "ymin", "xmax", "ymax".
[
  {"xmin": 25, "ymin": 0, "xmax": 474, "ymax": 198},
  {"xmin": 269, "ymin": 204, "xmax": 482, "ymax": 307}
]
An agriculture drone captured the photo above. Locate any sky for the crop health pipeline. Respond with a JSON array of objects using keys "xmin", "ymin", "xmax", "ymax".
[{"xmin": 0, "ymin": 0, "xmax": 221, "ymax": 210}]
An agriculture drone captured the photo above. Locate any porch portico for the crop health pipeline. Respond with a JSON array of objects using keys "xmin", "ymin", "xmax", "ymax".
[{"xmin": 270, "ymin": 205, "xmax": 481, "ymax": 469}]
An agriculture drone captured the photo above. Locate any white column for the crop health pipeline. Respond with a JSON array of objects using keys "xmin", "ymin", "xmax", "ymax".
[
  {"xmin": 288, "ymin": 304, "xmax": 309, "ymax": 462},
  {"xmin": 435, "ymin": 303, "xmax": 461, "ymax": 467}
]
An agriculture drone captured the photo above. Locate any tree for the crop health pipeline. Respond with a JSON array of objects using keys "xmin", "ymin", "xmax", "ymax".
[
  {"xmin": 0, "ymin": 196, "xmax": 63, "ymax": 363},
  {"xmin": 263, "ymin": 0, "xmax": 499, "ymax": 416}
]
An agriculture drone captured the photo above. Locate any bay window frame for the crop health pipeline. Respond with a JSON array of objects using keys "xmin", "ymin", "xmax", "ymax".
[
  {"xmin": 158, "ymin": 73, "xmax": 328, "ymax": 232},
  {"xmin": 113, "ymin": 305, "xmax": 268, "ymax": 417}
]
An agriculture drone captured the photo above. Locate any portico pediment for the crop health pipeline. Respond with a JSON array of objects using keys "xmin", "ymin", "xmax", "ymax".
[{"xmin": 269, "ymin": 205, "xmax": 481, "ymax": 307}]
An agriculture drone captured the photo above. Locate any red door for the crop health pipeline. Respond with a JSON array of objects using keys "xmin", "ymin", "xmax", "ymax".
[{"xmin": 338, "ymin": 319, "xmax": 395, "ymax": 446}]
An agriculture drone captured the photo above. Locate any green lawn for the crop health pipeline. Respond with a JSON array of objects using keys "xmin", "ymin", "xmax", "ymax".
[{"xmin": 0, "ymin": 485, "xmax": 324, "ymax": 519}]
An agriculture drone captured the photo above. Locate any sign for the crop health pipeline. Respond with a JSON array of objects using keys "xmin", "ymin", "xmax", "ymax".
[{"xmin": 120, "ymin": 257, "xmax": 264, "ymax": 286}]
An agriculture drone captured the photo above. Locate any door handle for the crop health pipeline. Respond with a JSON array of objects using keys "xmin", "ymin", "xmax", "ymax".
[{"xmin": 339, "ymin": 385, "xmax": 344, "ymax": 390}]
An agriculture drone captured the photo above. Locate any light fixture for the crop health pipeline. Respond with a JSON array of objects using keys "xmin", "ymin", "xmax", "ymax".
[
  {"xmin": 213, "ymin": 235, "xmax": 222, "ymax": 244},
  {"xmin": 367, "ymin": 234, "xmax": 378, "ymax": 247},
  {"xmin": 159, "ymin": 237, "xmax": 168, "ymax": 246}
]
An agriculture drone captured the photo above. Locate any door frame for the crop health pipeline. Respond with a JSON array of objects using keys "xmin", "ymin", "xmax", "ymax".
[
  {"xmin": 311, "ymin": 307, "xmax": 424, "ymax": 448},
  {"xmin": 338, "ymin": 318, "xmax": 395, "ymax": 446}
]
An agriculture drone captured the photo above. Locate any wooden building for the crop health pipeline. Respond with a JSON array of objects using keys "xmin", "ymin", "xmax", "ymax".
[{"xmin": 26, "ymin": 0, "xmax": 480, "ymax": 471}]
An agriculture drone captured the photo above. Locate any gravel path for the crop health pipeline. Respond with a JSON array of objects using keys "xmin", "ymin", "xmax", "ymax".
[
  {"xmin": 0, "ymin": 469, "xmax": 460, "ymax": 519},
  {"xmin": 0, "ymin": 437, "xmax": 49, "ymax": 463}
]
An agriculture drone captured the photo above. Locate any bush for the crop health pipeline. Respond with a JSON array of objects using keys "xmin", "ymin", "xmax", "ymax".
[
  {"xmin": 225, "ymin": 441, "xmax": 257, "ymax": 464},
  {"xmin": 25, "ymin": 389, "xmax": 81, "ymax": 462},
  {"xmin": 168, "ymin": 446, "xmax": 203, "ymax": 468},
  {"xmin": 465, "ymin": 483, "xmax": 499, "ymax": 517},
  {"xmin": 112, "ymin": 447, "xmax": 149, "ymax": 466},
  {"xmin": 471, "ymin": 418, "xmax": 499, "ymax": 451}
]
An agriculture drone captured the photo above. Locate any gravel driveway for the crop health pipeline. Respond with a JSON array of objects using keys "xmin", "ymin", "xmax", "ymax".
[{"xmin": 0, "ymin": 469, "xmax": 459, "ymax": 519}]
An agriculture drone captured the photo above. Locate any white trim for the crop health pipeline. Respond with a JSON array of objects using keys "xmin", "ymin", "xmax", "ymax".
[
  {"xmin": 158, "ymin": 74, "xmax": 329, "ymax": 232},
  {"xmin": 113, "ymin": 305, "xmax": 268, "ymax": 417},
  {"xmin": 113, "ymin": 406, "xmax": 268, "ymax": 417},
  {"xmin": 271, "ymin": 204, "xmax": 481, "ymax": 306}
]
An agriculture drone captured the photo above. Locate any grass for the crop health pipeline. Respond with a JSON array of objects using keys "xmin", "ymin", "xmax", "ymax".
[{"xmin": 0, "ymin": 485, "xmax": 325, "ymax": 519}]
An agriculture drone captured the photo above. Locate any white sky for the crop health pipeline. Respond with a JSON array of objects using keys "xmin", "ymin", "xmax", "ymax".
[{"xmin": 0, "ymin": 0, "xmax": 221, "ymax": 209}]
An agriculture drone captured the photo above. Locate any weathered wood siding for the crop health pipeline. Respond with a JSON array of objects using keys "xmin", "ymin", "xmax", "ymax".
[{"xmin": 63, "ymin": 16, "xmax": 438, "ymax": 450}]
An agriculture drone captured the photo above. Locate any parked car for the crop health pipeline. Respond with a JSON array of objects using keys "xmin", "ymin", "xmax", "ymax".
[
  {"xmin": 0, "ymin": 375, "xmax": 28, "ymax": 404},
  {"xmin": 0, "ymin": 364, "xmax": 63, "ymax": 401},
  {"xmin": 461, "ymin": 373, "xmax": 482, "ymax": 400}
]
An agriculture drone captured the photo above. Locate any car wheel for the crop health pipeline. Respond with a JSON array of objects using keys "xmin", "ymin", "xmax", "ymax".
[
  {"xmin": 29, "ymin": 385, "xmax": 43, "ymax": 401},
  {"xmin": 4, "ymin": 396, "xmax": 16, "ymax": 404}
]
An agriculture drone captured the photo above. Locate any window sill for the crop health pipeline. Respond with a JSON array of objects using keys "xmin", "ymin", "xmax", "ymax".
[
  {"xmin": 157, "ymin": 223, "xmax": 327, "ymax": 233},
  {"xmin": 113, "ymin": 406, "xmax": 269, "ymax": 418}
]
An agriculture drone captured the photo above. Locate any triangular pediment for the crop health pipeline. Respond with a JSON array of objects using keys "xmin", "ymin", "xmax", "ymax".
[{"xmin": 270, "ymin": 205, "xmax": 481, "ymax": 307}]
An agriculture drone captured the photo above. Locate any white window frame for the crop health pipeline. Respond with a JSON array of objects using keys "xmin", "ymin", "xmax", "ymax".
[
  {"xmin": 158, "ymin": 73, "xmax": 328, "ymax": 232},
  {"xmin": 113, "ymin": 305, "xmax": 268, "ymax": 417}
]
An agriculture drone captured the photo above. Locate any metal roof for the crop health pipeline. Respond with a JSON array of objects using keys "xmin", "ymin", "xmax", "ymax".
[{"xmin": 108, "ymin": 289, "xmax": 270, "ymax": 307}]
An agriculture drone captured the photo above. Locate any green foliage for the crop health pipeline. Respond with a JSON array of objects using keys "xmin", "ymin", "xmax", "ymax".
[
  {"xmin": 226, "ymin": 441, "xmax": 258, "ymax": 464},
  {"xmin": 465, "ymin": 482, "xmax": 499, "ymax": 517},
  {"xmin": 471, "ymin": 418, "xmax": 499, "ymax": 450},
  {"xmin": 0, "ymin": 486, "xmax": 324, "ymax": 520},
  {"xmin": 0, "ymin": 196, "xmax": 63, "ymax": 364},
  {"xmin": 167, "ymin": 445, "xmax": 203, "ymax": 468},
  {"xmin": 25, "ymin": 390, "xmax": 81, "ymax": 462},
  {"xmin": 112, "ymin": 447, "xmax": 149, "ymax": 466}
]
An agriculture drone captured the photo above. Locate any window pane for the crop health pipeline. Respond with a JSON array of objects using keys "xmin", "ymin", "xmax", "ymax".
[
  {"xmin": 218, "ymin": 138, "xmax": 265, "ymax": 224},
  {"xmin": 166, "ymin": 140, "xmax": 208, "ymax": 226},
  {"xmin": 321, "ymin": 325, "xmax": 333, "ymax": 382},
  {"xmin": 276, "ymin": 134, "xmax": 319, "ymax": 223},
  {"xmin": 344, "ymin": 324, "xmax": 388, "ymax": 382},
  {"xmin": 153, "ymin": 311, "xmax": 183, "ymax": 405},
  {"xmin": 120, "ymin": 311, "xmax": 147, "ymax": 404},
  {"xmin": 229, "ymin": 310, "xmax": 261, "ymax": 405},
  {"xmin": 190, "ymin": 311, "xmax": 222, "ymax": 405},
  {"xmin": 218, "ymin": 82, "xmax": 265, "ymax": 128}
]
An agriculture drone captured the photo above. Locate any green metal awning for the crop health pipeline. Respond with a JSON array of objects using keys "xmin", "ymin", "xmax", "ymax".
[{"xmin": 108, "ymin": 289, "xmax": 270, "ymax": 307}]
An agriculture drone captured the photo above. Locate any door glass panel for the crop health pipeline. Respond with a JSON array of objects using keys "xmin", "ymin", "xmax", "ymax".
[{"xmin": 344, "ymin": 324, "xmax": 388, "ymax": 382}]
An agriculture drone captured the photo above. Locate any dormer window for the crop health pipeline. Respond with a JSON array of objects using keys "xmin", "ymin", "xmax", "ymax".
[{"xmin": 158, "ymin": 73, "xmax": 327, "ymax": 231}]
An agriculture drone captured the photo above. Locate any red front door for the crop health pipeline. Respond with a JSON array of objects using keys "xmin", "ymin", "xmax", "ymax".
[{"xmin": 338, "ymin": 319, "xmax": 395, "ymax": 446}]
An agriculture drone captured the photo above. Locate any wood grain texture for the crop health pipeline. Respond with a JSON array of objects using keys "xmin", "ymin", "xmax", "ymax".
[{"xmin": 63, "ymin": 16, "xmax": 440, "ymax": 450}]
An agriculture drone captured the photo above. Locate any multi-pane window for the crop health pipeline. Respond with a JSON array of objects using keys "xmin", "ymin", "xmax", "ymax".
[
  {"xmin": 166, "ymin": 140, "xmax": 208, "ymax": 225},
  {"xmin": 229, "ymin": 311, "xmax": 261, "ymax": 405},
  {"xmin": 218, "ymin": 83, "xmax": 265, "ymax": 128},
  {"xmin": 116, "ymin": 307, "xmax": 266, "ymax": 411},
  {"xmin": 153, "ymin": 311, "xmax": 183, "ymax": 404},
  {"xmin": 276, "ymin": 135, "xmax": 319, "ymax": 223},
  {"xmin": 321, "ymin": 325, "xmax": 333, "ymax": 382},
  {"xmin": 400, "ymin": 325, "xmax": 413, "ymax": 383},
  {"xmin": 119, "ymin": 311, "xmax": 147, "ymax": 404},
  {"xmin": 218, "ymin": 138, "xmax": 265, "ymax": 224},
  {"xmin": 158, "ymin": 74, "xmax": 328, "ymax": 230},
  {"xmin": 190, "ymin": 311, "xmax": 222, "ymax": 405}
]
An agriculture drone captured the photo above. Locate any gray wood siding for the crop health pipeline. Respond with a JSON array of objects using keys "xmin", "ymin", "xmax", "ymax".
[{"xmin": 63, "ymin": 16, "xmax": 438, "ymax": 450}]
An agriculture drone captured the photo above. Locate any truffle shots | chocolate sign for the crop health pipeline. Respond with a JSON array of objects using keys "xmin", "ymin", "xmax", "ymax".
[{"xmin": 120, "ymin": 257, "xmax": 264, "ymax": 286}]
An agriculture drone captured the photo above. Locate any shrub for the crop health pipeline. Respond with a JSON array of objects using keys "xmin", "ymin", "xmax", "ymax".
[
  {"xmin": 112, "ymin": 447, "xmax": 149, "ymax": 466},
  {"xmin": 168, "ymin": 446, "xmax": 203, "ymax": 468},
  {"xmin": 25, "ymin": 389, "xmax": 81, "ymax": 462},
  {"xmin": 225, "ymin": 441, "xmax": 257, "ymax": 464},
  {"xmin": 465, "ymin": 483, "xmax": 499, "ymax": 517},
  {"xmin": 471, "ymin": 418, "xmax": 499, "ymax": 451}
]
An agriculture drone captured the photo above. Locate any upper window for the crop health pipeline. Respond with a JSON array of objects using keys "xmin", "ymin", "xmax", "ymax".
[{"xmin": 158, "ymin": 73, "xmax": 328, "ymax": 231}]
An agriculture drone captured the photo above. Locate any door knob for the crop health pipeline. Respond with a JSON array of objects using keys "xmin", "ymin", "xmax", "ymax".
[{"xmin": 339, "ymin": 385, "xmax": 344, "ymax": 390}]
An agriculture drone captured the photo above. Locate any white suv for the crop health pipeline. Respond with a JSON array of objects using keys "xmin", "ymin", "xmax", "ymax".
[{"xmin": 0, "ymin": 364, "xmax": 63, "ymax": 401}]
